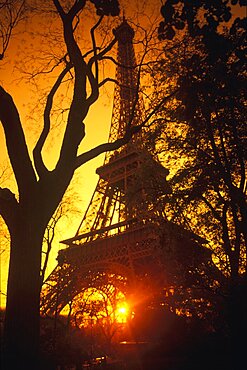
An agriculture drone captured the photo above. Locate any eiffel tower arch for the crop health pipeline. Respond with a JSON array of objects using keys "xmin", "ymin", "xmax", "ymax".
[{"xmin": 41, "ymin": 19, "xmax": 209, "ymax": 316}]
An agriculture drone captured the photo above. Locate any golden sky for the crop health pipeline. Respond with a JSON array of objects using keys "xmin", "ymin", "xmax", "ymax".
[
  {"xmin": 1, "ymin": 0, "xmax": 245, "ymax": 308},
  {"xmin": 0, "ymin": 0, "xmax": 162, "ymax": 308}
]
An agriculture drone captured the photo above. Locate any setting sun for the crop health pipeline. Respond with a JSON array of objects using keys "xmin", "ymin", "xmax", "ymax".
[
  {"xmin": 116, "ymin": 304, "xmax": 129, "ymax": 323},
  {"xmin": 118, "ymin": 306, "xmax": 127, "ymax": 314}
]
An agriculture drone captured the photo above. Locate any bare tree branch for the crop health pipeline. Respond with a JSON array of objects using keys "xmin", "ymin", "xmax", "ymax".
[
  {"xmin": 0, "ymin": 187, "xmax": 18, "ymax": 231},
  {"xmin": 67, "ymin": 0, "xmax": 86, "ymax": 20},
  {"xmin": 90, "ymin": 14, "xmax": 104, "ymax": 83},
  {"xmin": 0, "ymin": 87, "xmax": 36, "ymax": 195},
  {"xmin": 75, "ymin": 89, "xmax": 178, "ymax": 169},
  {"xmin": 52, "ymin": 0, "xmax": 65, "ymax": 18},
  {"xmin": 0, "ymin": 0, "xmax": 26, "ymax": 60},
  {"xmin": 98, "ymin": 77, "xmax": 117, "ymax": 88},
  {"xmin": 33, "ymin": 62, "xmax": 73, "ymax": 178}
]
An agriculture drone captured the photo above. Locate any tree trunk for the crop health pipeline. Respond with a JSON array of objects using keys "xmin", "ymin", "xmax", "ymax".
[
  {"xmin": 3, "ymin": 218, "xmax": 44, "ymax": 370},
  {"xmin": 228, "ymin": 279, "xmax": 247, "ymax": 370}
]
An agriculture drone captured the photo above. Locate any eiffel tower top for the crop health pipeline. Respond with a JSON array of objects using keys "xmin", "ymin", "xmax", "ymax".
[
  {"xmin": 106, "ymin": 17, "xmax": 144, "ymax": 152},
  {"xmin": 113, "ymin": 17, "xmax": 135, "ymax": 44}
]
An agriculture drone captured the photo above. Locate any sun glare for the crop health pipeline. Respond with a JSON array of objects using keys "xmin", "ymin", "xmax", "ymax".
[
  {"xmin": 118, "ymin": 306, "xmax": 127, "ymax": 314},
  {"xmin": 116, "ymin": 304, "xmax": 129, "ymax": 323}
]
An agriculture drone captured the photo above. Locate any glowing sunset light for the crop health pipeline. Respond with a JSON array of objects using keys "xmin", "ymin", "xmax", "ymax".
[
  {"xmin": 116, "ymin": 303, "xmax": 129, "ymax": 323},
  {"xmin": 118, "ymin": 306, "xmax": 127, "ymax": 314}
]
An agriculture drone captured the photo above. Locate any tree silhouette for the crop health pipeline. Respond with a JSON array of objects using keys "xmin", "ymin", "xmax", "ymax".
[
  {"xmin": 150, "ymin": 1, "xmax": 247, "ymax": 368},
  {"xmin": 0, "ymin": 0, "xmax": 27, "ymax": 60},
  {"xmin": 70, "ymin": 283, "xmax": 126, "ymax": 355},
  {"xmin": 0, "ymin": 1, "xmax": 165, "ymax": 369},
  {"xmin": 40, "ymin": 187, "xmax": 81, "ymax": 286}
]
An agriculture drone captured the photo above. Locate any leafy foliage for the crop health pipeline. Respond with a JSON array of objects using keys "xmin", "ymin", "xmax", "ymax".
[
  {"xmin": 152, "ymin": 1, "xmax": 247, "ymax": 278},
  {"xmin": 158, "ymin": 0, "xmax": 245, "ymax": 41},
  {"xmin": 145, "ymin": 2, "xmax": 247, "ymax": 362},
  {"xmin": 90, "ymin": 0, "xmax": 120, "ymax": 16}
]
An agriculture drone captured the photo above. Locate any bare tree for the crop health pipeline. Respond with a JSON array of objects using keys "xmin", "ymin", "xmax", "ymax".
[
  {"xmin": 0, "ymin": 1, "xmax": 170, "ymax": 369},
  {"xmin": 70, "ymin": 281, "xmax": 127, "ymax": 355},
  {"xmin": 0, "ymin": 0, "xmax": 26, "ymax": 60},
  {"xmin": 0, "ymin": 164, "xmax": 11, "ymax": 307},
  {"xmin": 41, "ymin": 188, "xmax": 81, "ymax": 285}
]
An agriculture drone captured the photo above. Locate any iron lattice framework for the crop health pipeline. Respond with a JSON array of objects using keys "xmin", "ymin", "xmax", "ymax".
[
  {"xmin": 71, "ymin": 19, "xmax": 147, "ymax": 239},
  {"xmin": 41, "ymin": 19, "xmax": 209, "ymax": 315}
]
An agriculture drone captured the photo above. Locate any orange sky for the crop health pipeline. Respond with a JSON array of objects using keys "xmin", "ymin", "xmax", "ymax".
[
  {"xmin": 1, "ymin": 1, "xmax": 245, "ymax": 308},
  {"xmin": 0, "ymin": 0, "xmax": 162, "ymax": 308}
]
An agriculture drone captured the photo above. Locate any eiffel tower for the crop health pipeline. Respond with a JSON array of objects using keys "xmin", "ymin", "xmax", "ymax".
[{"xmin": 41, "ymin": 19, "xmax": 210, "ymax": 315}]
